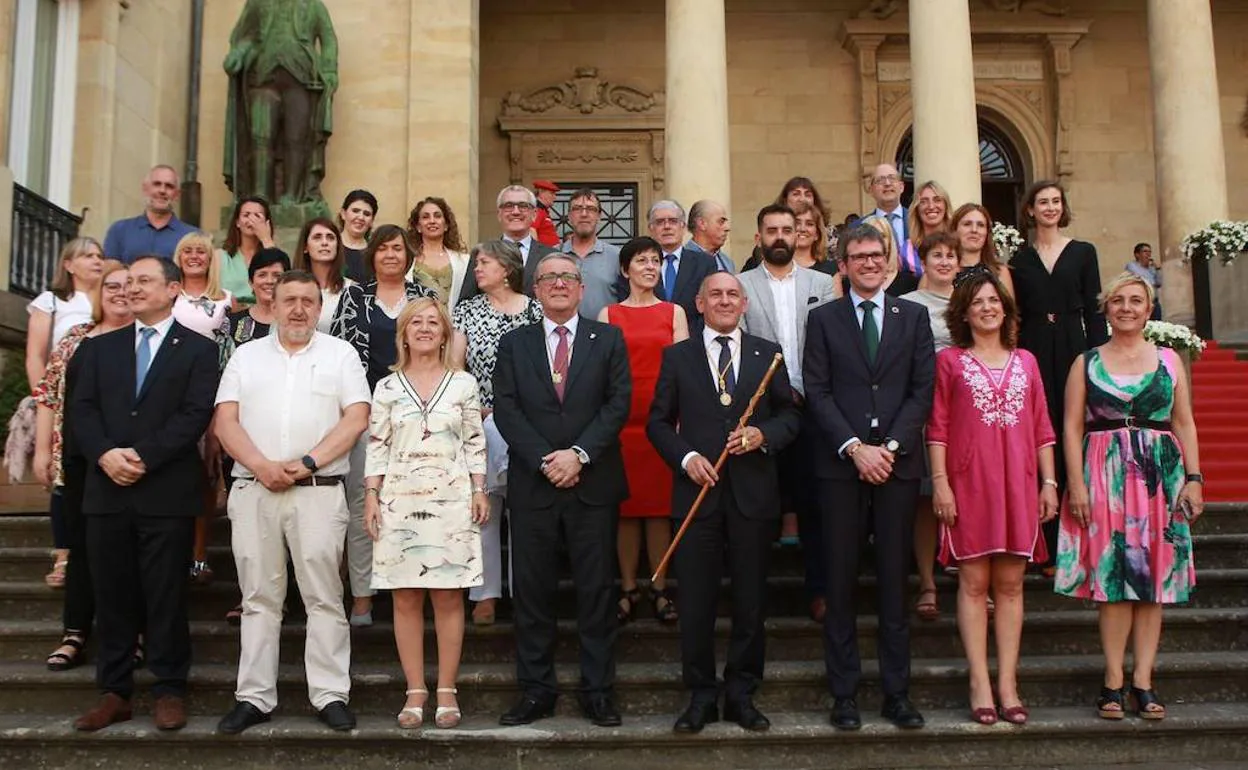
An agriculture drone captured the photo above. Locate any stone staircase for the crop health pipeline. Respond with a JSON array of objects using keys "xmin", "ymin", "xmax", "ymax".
[{"xmin": 1, "ymin": 507, "xmax": 1247, "ymax": 768}]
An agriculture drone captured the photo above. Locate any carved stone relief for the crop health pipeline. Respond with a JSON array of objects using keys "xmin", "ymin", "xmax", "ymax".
[
  {"xmin": 856, "ymin": 0, "xmax": 1068, "ymax": 19},
  {"xmin": 500, "ymin": 67, "xmax": 664, "ymax": 120}
]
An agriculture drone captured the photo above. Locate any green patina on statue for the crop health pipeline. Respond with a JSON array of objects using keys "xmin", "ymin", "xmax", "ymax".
[{"xmin": 223, "ymin": 0, "xmax": 338, "ymax": 223}]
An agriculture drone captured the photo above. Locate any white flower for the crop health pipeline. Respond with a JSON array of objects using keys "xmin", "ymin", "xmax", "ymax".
[
  {"xmin": 1181, "ymin": 220, "xmax": 1248, "ymax": 266},
  {"xmin": 992, "ymin": 223, "xmax": 1026, "ymax": 261},
  {"xmin": 1142, "ymin": 320, "xmax": 1206, "ymax": 357}
]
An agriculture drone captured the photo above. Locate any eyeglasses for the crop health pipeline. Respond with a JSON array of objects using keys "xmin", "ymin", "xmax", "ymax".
[
  {"xmin": 569, "ymin": 205, "xmax": 600, "ymax": 214},
  {"xmin": 651, "ymin": 217, "xmax": 683, "ymax": 228},
  {"xmin": 872, "ymin": 175, "xmax": 900, "ymax": 185},
  {"xmin": 846, "ymin": 251, "xmax": 887, "ymax": 264},
  {"xmin": 499, "ymin": 201, "xmax": 534, "ymax": 212},
  {"xmin": 536, "ymin": 272, "xmax": 582, "ymax": 286}
]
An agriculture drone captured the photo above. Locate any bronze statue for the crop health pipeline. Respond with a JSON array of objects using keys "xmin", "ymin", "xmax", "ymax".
[{"xmin": 223, "ymin": 0, "xmax": 338, "ymax": 218}]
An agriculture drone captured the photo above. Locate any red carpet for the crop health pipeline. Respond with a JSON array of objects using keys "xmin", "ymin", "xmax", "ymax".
[{"xmin": 1190, "ymin": 342, "xmax": 1248, "ymax": 501}]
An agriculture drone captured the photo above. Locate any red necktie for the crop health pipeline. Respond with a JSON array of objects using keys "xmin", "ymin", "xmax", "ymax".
[{"xmin": 553, "ymin": 326, "xmax": 570, "ymax": 401}]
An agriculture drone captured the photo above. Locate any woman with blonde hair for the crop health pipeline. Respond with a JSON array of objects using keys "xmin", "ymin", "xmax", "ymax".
[
  {"xmin": 907, "ymin": 181, "xmax": 953, "ymax": 262},
  {"xmin": 365, "ymin": 297, "xmax": 489, "ymax": 729}
]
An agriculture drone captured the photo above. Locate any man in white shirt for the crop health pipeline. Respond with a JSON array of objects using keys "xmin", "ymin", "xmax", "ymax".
[
  {"xmin": 685, "ymin": 199, "xmax": 735, "ymax": 273},
  {"xmin": 213, "ymin": 270, "xmax": 371, "ymax": 735}
]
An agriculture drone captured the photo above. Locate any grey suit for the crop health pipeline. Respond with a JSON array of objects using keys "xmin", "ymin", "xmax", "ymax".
[{"xmin": 738, "ymin": 265, "xmax": 836, "ymax": 394}]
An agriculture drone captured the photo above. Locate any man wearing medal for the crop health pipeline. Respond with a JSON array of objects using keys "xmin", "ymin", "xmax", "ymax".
[{"xmin": 647, "ymin": 272, "xmax": 802, "ymax": 734}]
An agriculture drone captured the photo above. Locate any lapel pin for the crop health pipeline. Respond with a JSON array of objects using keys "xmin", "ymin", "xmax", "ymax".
[
  {"xmin": 753, "ymin": 349, "xmax": 760, "ymax": 356},
  {"xmin": 589, "ymin": 332, "xmax": 596, "ymax": 340},
  {"xmin": 172, "ymin": 337, "xmax": 182, "ymax": 345},
  {"xmin": 891, "ymin": 306, "xmax": 899, "ymax": 314}
]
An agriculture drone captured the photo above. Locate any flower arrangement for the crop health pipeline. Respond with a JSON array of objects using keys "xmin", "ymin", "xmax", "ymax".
[
  {"xmin": 992, "ymin": 222, "xmax": 1026, "ymax": 261},
  {"xmin": 1180, "ymin": 220, "xmax": 1248, "ymax": 266},
  {"xmin": 1143, "ymin": 320, "xmax": 1206, "ymax": 358}
]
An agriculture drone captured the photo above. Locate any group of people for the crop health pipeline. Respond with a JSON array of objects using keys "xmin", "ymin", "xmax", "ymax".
[{"xmin": 22, "ymin": 161, "xmax": 1202, "ymax": 735}]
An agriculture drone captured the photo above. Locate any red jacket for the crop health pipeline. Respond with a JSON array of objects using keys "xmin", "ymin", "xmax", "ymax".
[{"xmin": 532, "ymin": 205, "xmax": 559, "ymax": 247}]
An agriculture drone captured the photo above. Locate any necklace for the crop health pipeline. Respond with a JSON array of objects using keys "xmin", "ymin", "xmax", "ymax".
[
  {"xmin": 705, "ymin": 344, "xmax": 738, "ymax": 406},
  {"xmin": 397, "ymin": 369, "xmax": 453, "ymax": 441}
]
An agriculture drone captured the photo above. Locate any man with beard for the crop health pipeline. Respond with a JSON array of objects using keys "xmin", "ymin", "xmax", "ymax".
[
  {"xmin": 648, "ymin": 271, "xmax": 801, "ymax": 733},
  {"xmin": 102, "ymin": 166, "xmax": 197, "ymax": 263},
  {"xmin": 560, "ymin": 187, "xmax": 625, "ymax": 319},
  {"xmin": 738, "ymin": 205, "xmax": 836, "ymax": 622}
]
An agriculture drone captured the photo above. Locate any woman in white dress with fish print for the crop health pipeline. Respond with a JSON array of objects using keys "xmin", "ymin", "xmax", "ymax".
[{"xmin": 364, "ymin": 297, "xmax": 489, "ymax": 730}]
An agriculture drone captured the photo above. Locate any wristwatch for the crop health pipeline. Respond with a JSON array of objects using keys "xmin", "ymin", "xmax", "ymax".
[
  {"xmin": 301, "ymin": 454, "xmax": 318, "ymax": 473},
  {"xmin": 571, "ymin": 446, "xmax": 590, "ymax": 465},
  {"xmin": 1186, "ymin": 473, "xmax": 1204, "ymax": 485},
  {"xmin": 883, "ymin": 438, "xmax": 902, "ymax": 455}
]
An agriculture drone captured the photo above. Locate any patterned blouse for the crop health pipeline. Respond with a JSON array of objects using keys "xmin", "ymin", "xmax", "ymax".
[
  {"xmin": 216, "ymin": 308, "xmax": 271, "ymax": 371},
  {"xmin": 451, "ymin": 293, "xmax": 544, "ymax": 409},
  {"xmin": 331, "ymin": 280, "xmax": 437, "ymax": 389},
  {"xmin": 32, "ymin": 322, "xmax": 93, "ymax": 487}
]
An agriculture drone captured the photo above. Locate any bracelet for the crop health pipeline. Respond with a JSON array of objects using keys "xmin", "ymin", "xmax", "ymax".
[
  {"xmin": 472, "ymin": 486, "xmax": 487, "ymax": 495},
  {"xmin": 1042, "ymin": 478, "xmax": 1059, "ymax": 488},
  {"xmin": 364, "ymin": 487, "xmax": 380, "ymax": 497}
]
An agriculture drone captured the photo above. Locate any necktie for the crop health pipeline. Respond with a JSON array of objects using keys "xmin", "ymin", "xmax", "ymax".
[
  {"xmin": 717, "ymin": 336, "xmax": 736, "ymax": 396},
  {"xmin": 663, "ymin": 254, "xmax": 678, "ymax": 301},
  {"xmin": 135, "ymin": 326, "xmax": 157, "ymax": 396},
  {"xmin": 860, "ymin": 300, "xmax": 880, "ymax": 363},
  {"xmin": 552, "ymin": 326, "xmax": 570, "ymax": 402}
]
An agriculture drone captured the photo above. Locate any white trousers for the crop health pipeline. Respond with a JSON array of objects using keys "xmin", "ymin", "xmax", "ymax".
[
  {"xmin": 229, "ymin": 480, "xmax": 351, "ymax": 712},
  {"xmin": 344, "ymin": 435, "xmax": 374, "ymax": 598}
]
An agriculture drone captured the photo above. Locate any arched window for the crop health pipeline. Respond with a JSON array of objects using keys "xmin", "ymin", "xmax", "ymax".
[{"xmin": 895, "ymin": 119, "xmax": 1027, "ymax": 227}]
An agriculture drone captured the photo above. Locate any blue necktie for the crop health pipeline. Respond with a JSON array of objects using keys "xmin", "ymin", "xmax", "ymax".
[
  {"xmin": 663, "ymin": 254, "xmax": 678, "ymax": 301},
  {"xmin": 135, "ymin": 327, "xmax": 157, "ymax": 396}
]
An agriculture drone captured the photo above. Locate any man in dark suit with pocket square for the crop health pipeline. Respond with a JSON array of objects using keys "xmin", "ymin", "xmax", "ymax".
[
  {"xmin": 648, "ymin": 271, "xmax": 801, "ymax": 734},
  {"xmin": 804, "ymin": 224, "xmax": 935, "ymax": 731},
  {"xmin": 69, "ymin": 255, "xmax": 219, "ymax": 732},
  {"xmin": 492, "ymin": 253, "xmax": 632, "ymax": 727}
]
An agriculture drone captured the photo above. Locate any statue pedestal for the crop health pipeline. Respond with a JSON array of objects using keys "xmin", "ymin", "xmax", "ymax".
[{"xmin": 218, "ymin": 200, "xmax": 332, "ymax": 258}]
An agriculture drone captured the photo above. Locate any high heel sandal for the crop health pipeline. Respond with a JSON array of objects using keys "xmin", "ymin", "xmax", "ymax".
[
  {"xmin": 1130, "ymin": 686, "xmax": 1166, "ymax": 720},
  {"xmin": 1096, "ymin": 685, "xmax": 1127, "ymax": 720},
  {"xmin": 998, "ymin": 703, "xmax": 1029, "ymax": 725},
  {"xmin": 435, "ymin": 687, "xmax": 461, "ymax": 728},
  {"xmin": 651, "ymin": 586, "xmax": 678, "ymax": 625},
  {"xmin": 45, "ymin": 557, "xmax": 68, "ymax": 589},
  {"xmin": 617, "ymin": 587, "xmax": 642, "ymax": 624},
  {"xmin": 397, "ymin": 688, "xmax": 427, "ymax": 729}
]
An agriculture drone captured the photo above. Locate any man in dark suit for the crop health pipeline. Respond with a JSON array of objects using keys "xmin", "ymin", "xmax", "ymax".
[
  {"xmin": 458, "ymin": 184, "xmax": 557, "ymax": 302},
  {"xmin": 615, "ymin": 200, "xmax": 717, "ymax": 331},
  {"xmin": 492, "ymin": 253, "xmax": 632, "ymax": 727},
  {"xmin": 648, "ymin": 272, "xmax": 801, "ymax": 734},
  {"xmin": 69, "ymin": 255, "xmax": 219, "ymax": 731},
  {"xmin": 804, "ymin": 223, "xmax": 935, "ymax": 731}
]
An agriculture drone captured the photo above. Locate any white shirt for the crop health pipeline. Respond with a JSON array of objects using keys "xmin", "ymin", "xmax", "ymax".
[
  {"xmin": 840, "ymin": 288, "xmax": 887, "ymax": 457},
  {"xmin": 763, "ymin": 264, "xmax": 801, "ymax": 393},
  {"xmin": 317, "ymin": 278, "xmax": 357, "ymax": 333},
  {"xmin": 28, "ymin": 291, "xmax": 93, "ymax": 346},
  {"xmin": 505, "ymin": 235, "xmax": 535, "ymax": 263},
  {"xmin": 215, "ymin": 331, "xmax": 372, "ymax": 478},
  {"xmin": 542, "ymin": 313, "xmax": 580, "ymax": 366},
  {"xmin": 681, "ymin": 325, "xmax": 744, "ymax": 472},
  {"xmin": 134, "ymin": 315, "xmax": 176, "ymax": 359}
]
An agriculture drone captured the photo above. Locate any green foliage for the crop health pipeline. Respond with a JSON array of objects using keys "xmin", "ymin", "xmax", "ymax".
[{"xmin": 0, "ymin": 348, "xmax": 29, "ymax": 446}]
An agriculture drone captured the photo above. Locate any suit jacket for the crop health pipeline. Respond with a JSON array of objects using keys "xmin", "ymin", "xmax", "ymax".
[
  {"xmin": 458, "ymin": 239, "xmax": 556, "ymax": 303},
  {"xmin": 738, "ymin": 264, "xmax": 837, "ymax": 372},
  {"xmin": 614, "ymin": 247, "xmax": 717, "ymax": 332},
  {"xmin": 492, "ymin": 316, "xmax": 632, "ymax": 510},
  {"xmin": 70, "ymin": 320, "xmax": 220, "ymax": 516},
  {"xmin": 803, "ymin": 293, "xmax": 935, "ymax": 481},
  {"xmin": 647, "ymin": 333, "xmax": 801, "ymax": 520}
]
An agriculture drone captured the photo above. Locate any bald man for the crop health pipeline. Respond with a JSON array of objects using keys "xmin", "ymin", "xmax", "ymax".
[{"xmin": 685, "ymin": 199, "xmax": 735, "ymax": 273}]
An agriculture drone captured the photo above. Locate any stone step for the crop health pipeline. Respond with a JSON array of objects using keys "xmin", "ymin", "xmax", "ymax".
[
  {"xmin": 2, "ymin": 705, "xmax": 1247, "ymax": 770},
  {"xmin": 5, "ymin": 606, "xmax": 1247, "ymax": 666},
  {"xmin": 2, "ymin": 651, "xmax": 1246, "ymax": 718}
]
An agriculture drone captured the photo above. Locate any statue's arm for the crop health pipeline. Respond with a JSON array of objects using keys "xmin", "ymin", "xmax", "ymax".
[
  {"xmin": 314, "ymin": 0, "xmax": 339, "ymax": 87},
  {"xmin": 224, "ymin": 0, "xmax": 260, "ymax": 73}
]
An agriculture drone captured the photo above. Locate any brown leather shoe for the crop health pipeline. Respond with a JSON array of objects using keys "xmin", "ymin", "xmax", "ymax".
[
  {"xmin": 809, "ymin": 597, "xmax": 827, "ymax": 624},
  {"xmin": 153, "ymin": 695, "xmax": 187, "ymax": 731},
  {"xmin": 74, "ymin": 693, "xmax": 132, "ymax": 731}
]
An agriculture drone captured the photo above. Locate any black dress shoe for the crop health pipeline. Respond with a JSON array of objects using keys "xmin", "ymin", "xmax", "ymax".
[
  {"xmin": 724, "ymin": 699, "xmax": 770, "ymax": 732},
  {"xmin": 217, "ymin": 701, "xmax": 270, "ymax": 735},
  {"xmin": 673, "ymin": 700, "xmax": 719, "ymax": 733},
  {"xmin": 582, "ymin": 694, "xmax": 622, "ymax": 727},
  {"xmin": 317, "ymin": 700, "xmax": 357, "ymax": 731},
  {"xmin": 830, "ymin": 697, "xmax": 862, "ymax": 730},
  {"xmin": 881, "ymin": 695, "xmax": 925, "ymax": 729},
  {"xmin": 500, "ymin": 694, "xmax": 556, "ymax": 726}
]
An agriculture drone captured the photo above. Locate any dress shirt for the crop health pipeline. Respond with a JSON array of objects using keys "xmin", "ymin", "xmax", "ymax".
[
  {"xmin": 872, "ymin": 206, "xmax": 906, "ymax": 252},
  {"xmin": 680, "ymin": 326, "xmax": 743, "ymax": 472},
  {"xmin": 684, "ymin": 239, "xmax": 734, "ymax": 273},
  {"xmin": 839, "ymin": 288, "xmax": 887, "ymax": 458},
  {"xmin": 661, "ymin": 249, "xmax": 683, "ymax": 290},
  {"xmin": 134, "ymin": 315, "xmax": 176, "ymax": 359},
  {"xmin": 215, "ymin": 332, "xmax": 372, "ymax": 477},
  {"xmin": 504, "ymin": 234, "xmax": 535, "ymax": 263},
  {"xmin": 1124, "ymin": 260, "xmax": 1161, "ymax": 289},
  {"xmin": 763, "ymin": 263, "xmax": 802, "ymax": 393},
  {"xmin": 540, "ymin": 314, "xmax": 592, "ymax": 463}
]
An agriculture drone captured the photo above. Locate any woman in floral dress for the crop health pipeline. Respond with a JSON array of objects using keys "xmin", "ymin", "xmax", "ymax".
[{"xmin": 1056, "ymin": 272, "xmax": 1203, "ymax": 722}]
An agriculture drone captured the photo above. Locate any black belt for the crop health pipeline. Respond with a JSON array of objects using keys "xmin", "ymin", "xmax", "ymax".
[
  {"xmin": 293, "ymin": 475, "xmax": 345, "ymax": 487},
  {"xmin": 1086, "ymin": 418, "xmax": 1172, "ymax": 433}
]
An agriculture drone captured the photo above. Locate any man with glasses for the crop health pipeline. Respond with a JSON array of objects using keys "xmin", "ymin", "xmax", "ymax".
[
  {"xmin": 804, "ymin": 224, "xmax": 935, "ymax": 732},
  {"xmin": 866, "ymin": 163, "xmax": 921, "ymax": 276},
  {"xmin": 493, "ymin": 253, "xmax": 632, "ymax": 728},
  {"xmin": 560, "ymin": 187, "xmax": 625, "ymax": 319},
  {"xmin": 458, "ymin": 185, "xmax": 557, "ymax": 303},
  {"xmin": 629, "ymin": 200, "xmax": 717, "ymax": 332}
]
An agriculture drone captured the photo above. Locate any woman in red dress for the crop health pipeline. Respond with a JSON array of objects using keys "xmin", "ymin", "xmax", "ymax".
[{"xmin": 599, "ymin": 236, "xmax": 689, "ymax": 624}]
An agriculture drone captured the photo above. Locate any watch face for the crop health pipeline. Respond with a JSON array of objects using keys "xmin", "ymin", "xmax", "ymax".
[{"xmin": 886, "ymin": 440, "xmax": 900, "ymax": 453}]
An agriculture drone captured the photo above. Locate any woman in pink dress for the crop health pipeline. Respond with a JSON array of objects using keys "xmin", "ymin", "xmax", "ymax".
[
  {"xmin": 599, "ymin": 236, "xmax": 689, "ymax": 624},
  {"xmin": 927, "ymin": 270, "xmax": 1059, "ymax": 726}
]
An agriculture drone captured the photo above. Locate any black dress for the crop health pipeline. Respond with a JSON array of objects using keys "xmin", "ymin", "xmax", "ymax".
[{"xmin": 344, "ymin": 247, "xmax": 369, "ymax": 284}]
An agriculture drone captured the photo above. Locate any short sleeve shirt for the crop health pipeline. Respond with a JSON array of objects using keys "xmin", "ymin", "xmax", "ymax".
[
  {"xmin": 28, "ymin": 291, "xmax": 94, "ymax": 346},
  {"xmin": 102, "ymin": 213, "xmax": 196, "ymax": 263}
]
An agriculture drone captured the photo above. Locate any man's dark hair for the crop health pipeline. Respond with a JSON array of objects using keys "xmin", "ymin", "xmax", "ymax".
[
  {"xmin": 756, "ymin": 203, "xmax": 795, "ymax": 233},
  {"xmin": 1134, "ymin": 242, "xmax": 1151, "ymax": 254},
  {"xmin": 837, "ymin": 222, "xmax": 886, "ymax": 264},
  {"xmin": 569, "ymin": 187, "xmax": 599, "ymax": 206},
  {"xmin": 132, "ymin": 254, "xmax": 182, "ymax": 284}
]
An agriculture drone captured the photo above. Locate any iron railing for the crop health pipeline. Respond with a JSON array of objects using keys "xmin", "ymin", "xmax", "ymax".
[{"xmin": 9, "ymin": 183, "xmax": 83, "ymax": 298}]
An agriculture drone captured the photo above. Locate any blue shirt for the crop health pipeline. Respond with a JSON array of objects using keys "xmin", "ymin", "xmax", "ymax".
[
  {"xmin": 684, "ymin": 239, "xmax": 735, "ymax": 273},
  {"xmin": 102, "ymin": 213, "xmax": 197, "ymax": 263}
]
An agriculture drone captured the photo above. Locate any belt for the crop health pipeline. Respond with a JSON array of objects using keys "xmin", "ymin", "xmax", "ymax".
[
  {"xmin": 1086, "ymin": 418, "xmax": 1172, "ymax": 433},
  {"xmin": 293, "ymin": 475, "xmax": 345, "ymax": 487}
]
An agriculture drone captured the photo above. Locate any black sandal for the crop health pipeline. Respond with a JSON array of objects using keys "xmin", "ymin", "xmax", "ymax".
[
  {"xmin": 1130, "ymin": 686, "xmax": 1166, "ymax": 720},
  {"xmin": 651, "ymin": 586, "xmax": 679, "ymax": 625},
  {"xmin": 1096, "ymin": 685, "xmax": 1127, "ymax": 720},
  {"xmin": 617, "ymin": 587, "xmax": 642, "ymax": 624},
  {"xmin": 46, "ymin": 633, "xmax": 86, "ymax": 671}
]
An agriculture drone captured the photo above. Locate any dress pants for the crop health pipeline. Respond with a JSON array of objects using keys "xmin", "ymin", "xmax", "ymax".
[
  {"xmin": 228, "ymin": 480, "xmax": 351, "ymax": 713},
  {"xmin": 673, "ymin": 491, "xmax": 774, "ymax": 705},
  {"xmin": 820, "ymin": 477, "xmax": 919, "ymax": 699},
  {"xmin": 60, "ymin": 456, "xmax": 95, "ymax": 633},
  {"xmin": 344, "ymin": 435, "xmax": 374, "ymax": 599},
  {"xmin": 510, "ymin": 492, "xmax": 617, "ymax": 699},
  {"xmin": 86, "ymin": 509, "xmax": 194, "ymax": 699},
  {"xmin": 781, "ymin": 413, "xmax": 823, "ymax": 600}
]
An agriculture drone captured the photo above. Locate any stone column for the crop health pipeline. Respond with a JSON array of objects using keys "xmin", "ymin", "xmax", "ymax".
[
  {"xmin": 665, "ymin": 0, "xmax": 730, "ymax": 214},
  {"xmin": 1147, "ymin": 0, "xmax": 1227, "ymax": 331},
  {"xmin": 407, "ymin": 0, "xmax": 480, "ymax": 242},
  {"xmin": 909, "ymin": 0, "xmax": 980, "ymax": 205}
]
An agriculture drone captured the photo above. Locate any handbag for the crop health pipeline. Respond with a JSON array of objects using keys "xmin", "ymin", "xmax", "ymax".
[{"xmin": 4, "ymin": 297, "xmax": 56, "ymax": 482}]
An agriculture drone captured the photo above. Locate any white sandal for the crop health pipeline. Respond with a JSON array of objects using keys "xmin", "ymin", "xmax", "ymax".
[
  {"xmin": 397, "ymin": 688, "xmax": 427, "ymax": 729},
  {"xmin": 435, "ymin": 687, "xmax": 461, "ymax": 728}
]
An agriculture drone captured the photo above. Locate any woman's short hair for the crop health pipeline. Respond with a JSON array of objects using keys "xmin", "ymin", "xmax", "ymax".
[
  {"xmin": 949, "ymin": 202, "xmax": 1003, "ymax": 272},
  {"xmin": 365, "ymin": 224, "xmax": 416, "ymax": 279},
  {"xmin": 469, "ymin": 240, "xmax": 524, "ymax": 294},
  {"xmin": 407, "ymin": 197, "xmax": 466, "ymax": 254},
  {"xmin": 791, "ymin": 201, "xmax": 828, "ymax": 263},
  {"xmin": 1098, "ymin": 270, "xmax": 1155, "ymax": 315},
  {"xmin": 1021, "ymin": 179, "xmax": 1073, "ymax": 228},
  {"xmin": 619, "ymin": 236, "xmax": 663, "ymax": 276},
  {"xmin": 945, "ymin": 268, "xmax": 1019, "ymax": 350},
  {"xmin": 91, "ymin": 260, "xmax": 127, "ymax": 324},
  {"xmin": 52, "ymin": 237, "xmax": 103, "ymax": 301},
  {"xmin": 775, "ymin": 176, "xmax": 830, "ymax": 222},
  {"xmin": 173, "ymin": 232, "xmax": 227, "ymax": 301},
  {"xmin": 391, "ymin": 296, "xmax": 456, "ymax": 372},
  {"xmin": 294, "ymin": 217, "xmax": 345, "ymax": 294},
  {"xmin": 223, "ymin": 196, "xmax": 272, "ymax": 255},
  {"xmin": 248, "ymin": 248, "xmax": 291, "ymax": 283},
  {"xmin": 908, "ymin": 180, "xmax": 953, "ymax": 246},
  {"xmin": 918, "ymin": 231, "xmax": 961, "ymax": 264}
]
